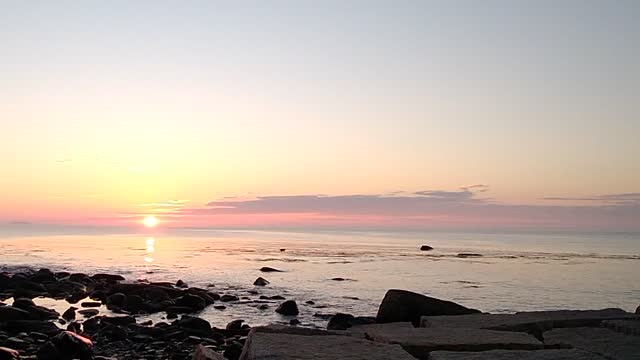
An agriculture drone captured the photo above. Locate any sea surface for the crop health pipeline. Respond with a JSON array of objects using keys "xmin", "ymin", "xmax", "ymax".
[{"xmin": 1, "ymin": 230, "xmax": 639, "ymax": 328}]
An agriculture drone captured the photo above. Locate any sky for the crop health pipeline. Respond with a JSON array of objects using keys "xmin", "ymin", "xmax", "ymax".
[{"xmin": 1, "ymin": 1, "xmax": 639, "ymax": 232}]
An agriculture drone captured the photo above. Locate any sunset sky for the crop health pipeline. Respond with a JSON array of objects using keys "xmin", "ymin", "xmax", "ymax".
[{"xmin": 1, "ymin": 1, "xmax": 639, "ymax": 232}]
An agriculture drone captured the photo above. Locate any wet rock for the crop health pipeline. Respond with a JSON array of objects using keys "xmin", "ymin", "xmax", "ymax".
[
  {"xmin": 23, "ymin": 304, "xmax": 59, "ymax": 320},
  {"xmin": 78, "ymin": 309, "xmax": 99, "ymax": 317},
  {"xmin": 166, "ymin": 306, "xmax": 196, "ymax": 314},
  {"xmin": 376, "ymin": 289, "xmax": 480, "ymax": 326},
  {"xmin": 0, "ymin": 346, "xmax": 19, "ymax": 360},
  {"xmin": 258, "ymin": 305, "xmax": 269, "ymax": 310},
  {"xmin": 176, "ymin": 294, "xmax": 206, "ymax": 311},
  {"xmin": 289, "ymin": 319, "xmax": 301, "ymax": 326},
  {"xmin": 82, "ymin": 316, "xmax": 101, "ymax": 333},
  {"xmin": 327, "ymin": 313, "xmax": 376, "ymax": 330},
  {"xmin": 176, "ymin": 279, "xmax": 188, "ymax": 288},
  {"xmin": 65, "ymin": 291, "xmax": 89, "ymax": 304},
  {"xmin": 0, "ymin": 307, "xmax": 30, "ymax": 322},
  {"xmin": 45, "ymin": 280, "xmax": 86, "ymax": 297},
  {"xmin": 305, "ymin": 300, "xmax": 315, "ymax": 305},
  {"xmin": 226, "ymin": 320, "xmax": 244, "ymax": 330},
  {"xmin": 220, "ymin": 294, "xmax": 239, "ymax": 302},
  {"xmin": 11, "ymin": 297, "xmax": 35, "ymax": 309},
  {"xmin": 275, "ymin": 300, "xmax": 299, "ymax": 316},
  {"xmin": 5, "ymin": 320, "xmax": 60, "ymax": 335},
  {"xmin": 214, "ymin": 305, "xmax": 226, "ymax": 310},
  {"xmin": 259, "ymin": 267, "xmax": 283, "ymax": 273},
  {"xmin": 331, "ymin": 278, "xmax": 346, "ymax": 281},
  {"xmin": 66, "ymin": 321, "xmax": 82, "ymax": 333},
  {"xmin": 253, "ymin": 277, "xmax": 269, "ymax": 286},
  {"xmin": 90, "ymin": 274, "xmax": 125, "ymax": 282},
  {"xmin": 420, "ymin": 245, "xmax": 434, "ymax": 251},
  {"xmin": 62, "ymin": 307, "xmax": 77, "ymax": 321},
  {"xmin": 50, "ymin": 331, "xmax": 93, "ymax": 360},
  {"xmin": 279, "ymin": 249, "xmax": 286, "ymax": 252},
  {"xmin": 457, "ymin": 253, "xmax": 483, "ymax": 258},
  {"xmin": 101, "ymin": 315, "xmax": 136, "ymax": 326},
  {"xmin": 68, "ymin": 273, "xmax": 93, "ymax": 285},
  {"xmin": 80, "ymin": 301, "xmax": 101, "ymax": 308},
  {"xmin": 123, "ymin": 295, "xmax": 144, "ymax": 312},
  {"xmin": 193, "ymin": 344, "xmax": 224, "ymax": 360},
  {"xmin": 106, "ymin": 292, "xmax": 126, "ymax": 308}
]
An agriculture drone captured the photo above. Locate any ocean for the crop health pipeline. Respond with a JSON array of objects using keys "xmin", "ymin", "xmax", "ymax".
[{"xmin": 1, "ymin": 229, "xmax": 638, "ymax": 328}]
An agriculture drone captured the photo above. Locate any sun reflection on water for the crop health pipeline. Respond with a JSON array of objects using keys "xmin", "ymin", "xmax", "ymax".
[{"xmin": 144, "ymin": 237, "xmax": 155, "ymax": 266}]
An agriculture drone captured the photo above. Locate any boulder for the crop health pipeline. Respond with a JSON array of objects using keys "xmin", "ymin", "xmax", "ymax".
[
  {"xmin": 429, "ymin": 349, "xmax": 606, "ymax": 360},
  {"xmin": 238, "ymin": 329, "xmax": 415, "ymax": 360},
  {"xmin": 253, "ymin": 277, "xmax": 270, "ymax": 286},
  {"xmin": 376, "ymin": 289, "xmax": 480, "ymax": 326},
  {"xmin": 62, "ymin": 307, "xmax": 77, "ymax": 321},
  {"xmin": 259, "ymin": 267, "xmax": 283, "ymax": 273},
  {"xmin": 193, "ymin": 344, "xmax": 224, "ymax": 360},
  {"xmin": 0, "ymin": 347, "xmax": 19, "ymax": 360},
  {"xmin": 226, "ymin": 319, "xmax": 245, "ymax": 330},
  {"xmin": 365, "ymin": 327, "xmax": 542, "ymax": 358},
  {"xmin": 11, "ymin": 297, "xmax": 35, "ymax": 309},
  {"xmin": 176, "ymin": 294, "xmax": 206, "ymax": 310},
  {"xmin": 544, "ymin": 327, "xmax": 640, "ymax": 360},
  {"xmin": 275, "ymin": 300, "xmax": 299, "ymax": 316},
  {"xmin": 106, "ymin": 292, "xmax": 126, "ymax": 308},
  {"xmin": 327, "ymin": 313, "xmax": 376, "ymax": 331},
  {"xmin": 174, "ymin": 316, "xmax": 212, "ymax": 336},
  {"xmin": 221, "ymin": 294, "xmax": 239, "ymax": 302},
  {"xmin": 420, "ymin": 245, "xmax": 433, "ymax": 251}
]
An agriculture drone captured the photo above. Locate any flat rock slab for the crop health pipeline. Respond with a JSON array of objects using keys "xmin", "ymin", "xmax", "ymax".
[
  {"xmin": 602, "ymin": 319, "xmax": 640, "ymax": 335},
  {"xmin": 544, "ymin": 327, "xmax": 640, "ymax": 360},
  {"xmin": 348, "ymin": 322, "xmax": 414, "ymax": 338},
  {"xmin": 365, "ymin": 327, "xmax": 542, "ymax": 359},
  {"xmin": 429, "ymin": 349, "xmax": 605, "ymax": 360},
  {"xmin": 239, "ymin": 330, "xmax": 415, "ymax": 360},
  {"xmin": 421, "ymin": 309, "xmax": 638, "ymax": 334}
]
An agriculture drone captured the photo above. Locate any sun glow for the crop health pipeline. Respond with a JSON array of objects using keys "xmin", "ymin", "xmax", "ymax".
[{"xmin": 143, "ymin": 216, "xmax": 159, "ymax": 228}]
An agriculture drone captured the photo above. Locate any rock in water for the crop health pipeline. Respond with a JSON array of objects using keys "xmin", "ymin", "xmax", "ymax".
[
  {"xmin": 193, "ymin": 344, "xmax": 224, "ymax": 360},
  {"xmin": 260, "ymin": 267, "xmax": 283, "ymax": 273},
  {"xmin": 0, "ymin": 347, "xmax": 19, "ymax": 360},
  {"xmin": 176, "ymin": 294, "xmax": 206, "ymax": 311},
  {"xmin": 253, "ymin": 277, "xmax": 270, "ymax": 286},
  {"xmin": 275, "ymin": 300, "xmax": 299, "ymax": 316},
  {"xmin": 327, "ymin": 313, "xmax": 355, "ymax": 330},
  {"xmin": 376, "ymin": 289, "xmax": 480, "ymax": 326},
  {"xmin": 226, "ymin": 319, "xmax": 244, "ymax": 330},
  {"xmin": 62, "ymin": 307, "xmax": 77, "ymax": 321},
  {"xmin": 420, "ymin": 245, "xmax": 434, "ymax": 251}
]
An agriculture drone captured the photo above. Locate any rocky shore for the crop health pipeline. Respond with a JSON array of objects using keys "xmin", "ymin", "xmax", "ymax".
[{"xmin": 1, "ymin": 268, "xmax": 638, "ymax": 360}]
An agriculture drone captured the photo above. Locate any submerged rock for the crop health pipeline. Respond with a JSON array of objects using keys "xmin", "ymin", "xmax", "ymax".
[
  {"xmin": 259, "ymin": 267, "xmax": 283, "ymax": 273},
  {"xmin": 376, "ymin": 289, "xmax": 480, "ymax": 326},
  {"xmin": 275, "ymin": 300, "xmax": 299, "ymax": 316},
  {"xmin": 457, "ymin": 253, "xmax": 483, "ymax": 258},
  {"xmin": 253, "ymin": 277, "xmax": 270, "ymax": 286},
  {"xmin": 420, "ymin": 245, "xmax": 434, "ymax": 251}
]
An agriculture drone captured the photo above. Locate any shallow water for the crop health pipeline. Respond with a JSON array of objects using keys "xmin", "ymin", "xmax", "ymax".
[{"xmin": 1, "ymin": 230, "xmax": 638, "ymax": 328}]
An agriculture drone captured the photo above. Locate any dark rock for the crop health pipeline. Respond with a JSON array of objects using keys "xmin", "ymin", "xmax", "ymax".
[
  {"xmin": 0, "ymin": 346, "xmax": 19, "ymax": 360},
  {"xmin": 123, "ymin": 295, "xmax": 144, "ymax": 312},
  {"xmin": 176, "ymin": 280, "xmax": 188, "ymax": 288},
  {"xmin": 11, "ymin": 297, "xmax": 35, "ymax": 309},
  {"xmin": 82, "ymin": 316, "xmax": 102, "ymax": 333},
  {"xmin": 80, "ymin": 301, "xmax": 101, "ymax": 308},
  {"xmin": 275, "ymin": 300, "xmax": 299, "ymax": 316},
  {"xmin": 173, "ymin": 316, "xmax": 212, "ymax": 336},
  {"xmin": 50, "ymin": 331, "xmax": 92, "ymax": 360},
  {"xmin": 376, "ymin": 289, "xmax": 480, "ymax": 326},
  {"xmin": 226, "ymin": 320, "xmax": 244, "ymax": 330},
  {"xmin": 192, "ymin": 344, "xmax": 224, "ymax": 360},
  {"xmin": 54, "ymin": 272, "xmax": 70, "ymax": 279},
  {"xmin": 331, "ymin": 277, "xmax": 346, "ymax": 281},
  {"xmin": 6, "ymin": 320, "xmax": 60, "ymax": 335},
  {"xmin": 175, "ymin": 294, "xmax": 206, "ymax": 311},
  {"xmin": 0, "ymin": 307, "xmax": 30, "ymax": 321},
  {"xmin": 305, "ymin": 300, "xmax": 315, "ymax": 305},
  {"xmin": 259, "ymin": 267, "xmax": 283, "ymax": 273},
  {"xmin": 36, "ymin": 342, "xmax": 60, "ymax": 360},
  {"xmin": 214, "ymin": 305, "xmax": 226, "ymax": 310},
  {"xmin": 101, "ymin": 315, "xmax": 136, "ymax": 326},
  {"xmin": 68, "ymin": 273, "xmax": 93, "ymax": 285},
  {"xmin": 186, "ymin": 288, "xmax": 216, "ymax": 305},
  {"xmin": 636, "ymin": 305, "xmax": 639, "ymax": 314},
  {"xmin": 45, "ymin": 280, "xmax": 86, "ymax": 297},
  {"xmin": 456, "ymin": 253, "xmax": 483, "ymax": 258},
  {"xmin": 258, "ymin": 305, "xmax": 269, "ymax": 310},
  {"xmin": 5, "ymin": 338, "xmax": 25, "ymax": 350},
  {"xmin": 289, "ymin": 319, "xmax": 301, "ymax": 326},
  {"xmin": 106, "ymin": 292, "xmax": 126, "ymax": 308},
  {"xmin": 165, "ymin": 306, "xmax": 195, "ymax": 314},
  {"xmin": 327, "ymin": 313, "xmax": 355, "ymax": 330},
  {"xmin": 62, "ymin": 307, "xmax": 77, "ymax": 321},
  {"xmin": 90, "ymin": 274, "xmax": 125, "ymax": 282},
  {"xmin": 223, "ymin": 341, "xmax": 243, "ymax": 360},
  {"xmin": 23, "ymin": 304, "xmax": 59, "ymax": 320},
  {"xmin": 65, "ymin": 291, "xmax": 88, "ymax": 304},
  {"xmin": 420, "ymin": 245, "xmax": 434, "ymax": 251},
  {"xmin": 253, "ymin": 277, "xmax": 270, "ymax": 286},
  {"xmin": 78, "ymin": 309, "xmax": 99, "ymax": 317},
  {"xmin": 280, "ymin": 249, "xmax": 286, "ymax": 252},
  {"xmin": 220, "ymin": 294, "xmax": 239, "ymax": 302},
  {"xmin": 66, "ymin": 321, "xmax": 81, "ymax": 333}
]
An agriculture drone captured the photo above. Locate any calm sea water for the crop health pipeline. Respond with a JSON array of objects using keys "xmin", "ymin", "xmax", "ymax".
[{"xmin": 1, "ymin": 230, "xmax": 638, "ymax": 328}]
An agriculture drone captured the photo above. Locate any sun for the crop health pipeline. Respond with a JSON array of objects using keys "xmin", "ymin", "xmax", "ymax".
[{"xmin": 143, "ymin": 216, "xmax": 159, "ymax": 228}]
